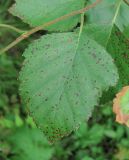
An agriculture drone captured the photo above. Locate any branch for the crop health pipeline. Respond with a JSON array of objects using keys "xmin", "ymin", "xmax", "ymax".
[
  {"xmin": 123, "ymin": 0, "xmax": 129, "ymax": 5},
  {"xmin": 0, "ymin": 24, "xmax": 27, "ymax": 34},
  {"xmin": 0, "ymin": 0, "xmax": 102, "ymax": 55}
]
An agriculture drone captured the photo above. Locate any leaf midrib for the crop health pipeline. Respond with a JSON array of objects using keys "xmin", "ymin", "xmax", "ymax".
[
  {"xmin": 105, "ymin": 0, "xmax": 123, "ymax": 46},
  {"xmin": 52, "ymin": 15, "xmax": 85, "ymax": 126}
]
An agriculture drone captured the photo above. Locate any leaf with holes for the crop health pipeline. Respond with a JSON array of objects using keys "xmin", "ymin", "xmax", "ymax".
[
  {"xmin": 20, "ymin": 28, "xmax": 118, "ymax": 142},
  {"xmin": 9, "ymin": 0, "xmax": 85, "ymax": 31}
]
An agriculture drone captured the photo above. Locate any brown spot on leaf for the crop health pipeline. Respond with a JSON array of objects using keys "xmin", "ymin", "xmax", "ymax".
[{"xmin": 113, "ymin": 86, "xmax": 129, "ymax": 127}]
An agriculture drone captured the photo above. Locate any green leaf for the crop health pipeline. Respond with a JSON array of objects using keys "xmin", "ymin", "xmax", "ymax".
[
  {"xmin": 9, "ymin": 0, "xmax": 85, "ymax": 31},
  {"xmin": 9, "ymin": 127, "xmax": 53, "ymax": 160},
  {"xmin": 20, "ymin": 28, "xmax": 118, "ymax": 142},
  {"xmin": 107, "ymin": 27, "xmax": 129, "ymax": 90},
  {"xmin": 86, "ymin": 0, "xmax": 129, "ymax": 33},
  {"xmin": 84, "ymin": 24, "xmax": 129, "ymax": 102},
  {"xmin": 74, "ymin": 123, "xmax": 104, "ymax": 147},
  {"xmin": 123, "ymin": 26, "xmax": 129, "ymax": 38},
  {"xmin": 83, "ymin": 24, "xmax": 112, "ymax": 47}
]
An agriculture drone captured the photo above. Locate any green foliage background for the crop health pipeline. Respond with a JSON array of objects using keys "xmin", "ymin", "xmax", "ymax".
[{"xmin": 0, "ymin": 0, "xmax": 129, "ymax": 160}]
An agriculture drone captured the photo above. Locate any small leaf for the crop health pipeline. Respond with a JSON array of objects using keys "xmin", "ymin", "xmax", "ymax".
[
  {"xmin": 8, "ymin": 127, "xmax": 53, "ymax": 160},
  {"xmin": 113, "ymin": 86, "xmax": 129, "ymax": 127},
  {"xmin": 20, "ymin": 28, "xmax": 118, "ymax": 142},
  {"xmin": 9, "ymin": 0, "xmax": 85, "ymax": 31}
]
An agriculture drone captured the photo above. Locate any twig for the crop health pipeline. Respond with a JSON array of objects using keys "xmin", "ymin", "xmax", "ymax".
[
  {"xmin": 78, "ymin": 13, "xmax": 85, "ymax": 41},
  {"xmin": 123, "ymin": 0, "xmax": 129, "ymax": 5},
  {"xmin": 0, "ymin": 0, "xmax": 102, "ymax": 55},
  {"xmin": 0, "ymin": 24, "xmax": 27, "ymax": 34}
]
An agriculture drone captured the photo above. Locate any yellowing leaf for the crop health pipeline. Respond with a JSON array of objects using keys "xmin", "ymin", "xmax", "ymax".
[{"xmin": 113, "ymin": 86, "xmax": 129, "ymax": 126}]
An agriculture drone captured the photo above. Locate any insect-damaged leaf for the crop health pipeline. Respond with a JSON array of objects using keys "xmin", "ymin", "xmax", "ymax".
[
  {"xmin": 20, "ymin": 28, "xmax": 118, "ymax": 142},
  {"xmin": 9, "ymin": 0, "xmax": 85, "ymax": 31}
]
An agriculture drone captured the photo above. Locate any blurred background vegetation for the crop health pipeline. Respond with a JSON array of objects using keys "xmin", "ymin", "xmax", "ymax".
[{"xmin": 1, "ymin": 1, "xmax": 129, "ymax": 160}]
